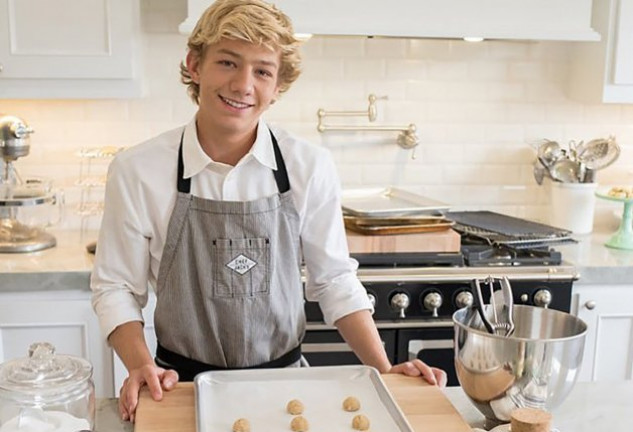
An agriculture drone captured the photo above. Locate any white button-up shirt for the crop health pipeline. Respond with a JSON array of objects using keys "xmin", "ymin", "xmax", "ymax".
[{"xmin": 90, "ymin": 118, "xmax": 371, "ymax": 339}]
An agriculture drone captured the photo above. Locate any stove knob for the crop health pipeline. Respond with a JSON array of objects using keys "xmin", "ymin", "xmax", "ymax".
[
  {"xmin": 455, "ymin": 290, "xmax": 473, "ymax": 309},
  {"xmin": 534, "ymin": 289, "xmax": 552, "ymax": 308},
  {"xmin": 390, "ymin": 292, "xmax": 410, "ymax": 319},
  {"xmin": 423, "ymin": 292, "xmax": 443, "ymax": 318},
  {"xmin": 367, "ymin": 292, "xmax": 376, "ymax": 313}
]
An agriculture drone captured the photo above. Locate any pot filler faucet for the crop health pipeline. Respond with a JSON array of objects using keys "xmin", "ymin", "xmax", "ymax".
[{"xmin": 316, "ymin": 94, "xmax": 420, "ymax": 159}]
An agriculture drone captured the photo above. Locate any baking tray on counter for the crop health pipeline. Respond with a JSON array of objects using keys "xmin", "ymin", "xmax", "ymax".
[
  {"xmin": 342, "ymin": 187, "xmax": 449, "ymax": 217},
  {"xmin": 344, "ymin": 215, "xmax": 454, "ymax": 235},
  {"xmin": 194, "ymin": 365, "xmax": 413, "ymax": 432}
]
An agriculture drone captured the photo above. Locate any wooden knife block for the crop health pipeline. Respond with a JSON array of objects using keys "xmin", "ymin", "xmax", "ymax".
[{"xmin": 346, "ymin": 228, "xmax": 461, "ymax": 254}]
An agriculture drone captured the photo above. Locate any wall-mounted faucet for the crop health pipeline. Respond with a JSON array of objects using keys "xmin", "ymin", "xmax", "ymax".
[{"xmin": 316, "ymin": 94, "xmax": 420, "ymax": 159}]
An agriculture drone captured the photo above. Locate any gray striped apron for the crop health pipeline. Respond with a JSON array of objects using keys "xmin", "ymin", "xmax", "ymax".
[{"xmin": 153, "ymin": 129, "xmax": 305, "ymax": 381}]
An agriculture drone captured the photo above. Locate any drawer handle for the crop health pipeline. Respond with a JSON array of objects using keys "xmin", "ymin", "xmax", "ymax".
[{"xmin": 584, "ymin": 300, "xmax": 596, "ymax": 310}]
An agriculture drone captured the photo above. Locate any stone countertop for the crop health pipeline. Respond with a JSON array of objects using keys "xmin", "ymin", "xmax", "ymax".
[
  {"xmin": 442, "ymin": 380, "xmax": 633, "ymax": 431},
  {"xmin": 0, "ymin": 230, "xmax": 94, "ymax": 291},
  {"xmin": 95, "ymin": 380, "xmax": 633, "ymax": 432},
  {"xmin": 0, "ymin": 224, "xmax": 632, "ymax": 289},
  {"xmin": 96, "ymin": 399, "xmax": 132, "ymax": 432},
  {"xmin": 558, "ymin": 228, "xmax": 633, "ymax": 284}
]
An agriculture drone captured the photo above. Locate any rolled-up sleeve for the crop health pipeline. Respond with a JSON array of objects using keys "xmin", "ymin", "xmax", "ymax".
[
  {"xmin": 300, "ymin": 152, "xmax": 372, "ymax": 326},
  {"xmin": 90, "ymin": 155, "xmax": 150, "ymax": 341}
]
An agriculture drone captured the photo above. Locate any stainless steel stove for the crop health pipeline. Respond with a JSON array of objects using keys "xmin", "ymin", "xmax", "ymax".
[{"xmin": 302, "ymin": 212, "xmax": 578, "ymax": 386}]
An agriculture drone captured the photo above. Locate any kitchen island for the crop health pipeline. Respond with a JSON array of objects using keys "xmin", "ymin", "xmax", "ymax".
[{"xmin": 94, "ymin": 380, "xmax": 633, "ymax": 432}]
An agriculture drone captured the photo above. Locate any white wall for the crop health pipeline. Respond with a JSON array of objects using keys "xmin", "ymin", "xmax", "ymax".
[{"xmin": 2, "ymin": 1, "xmax": 632, "ymax": 234}]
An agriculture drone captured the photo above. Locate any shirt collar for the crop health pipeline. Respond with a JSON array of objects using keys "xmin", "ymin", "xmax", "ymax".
[{"xmin": 182, "ymin": 117, "xmax": 277, "ymax": 179}]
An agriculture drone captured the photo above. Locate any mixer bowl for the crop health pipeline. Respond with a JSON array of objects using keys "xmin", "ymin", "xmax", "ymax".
[{"xmin": 453, "ymin": 305, "xmax": 587, "ymax": 428}]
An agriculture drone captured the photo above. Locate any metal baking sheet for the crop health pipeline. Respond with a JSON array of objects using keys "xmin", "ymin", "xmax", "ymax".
[
  {"xmin": 344, "ymin": 215, "xmax": 454, "ymax": 235},
  {"xmin": 194, "ymin": 365, "xmax": 413, "ymax": 432},
  {"xmin": 342, "ymin": 187, "xmax": 449, "ymax": 217}
]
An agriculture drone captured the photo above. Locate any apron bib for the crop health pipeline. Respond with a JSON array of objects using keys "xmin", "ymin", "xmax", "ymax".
[{"xmin": 153, "ymin": 129, "xmax": 305, "ymax": 380}]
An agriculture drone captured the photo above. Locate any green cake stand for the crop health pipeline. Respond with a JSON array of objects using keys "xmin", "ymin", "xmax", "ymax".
[{"xmin": 596, "ymin": 190, "xmax": 633, "ymax": 250}]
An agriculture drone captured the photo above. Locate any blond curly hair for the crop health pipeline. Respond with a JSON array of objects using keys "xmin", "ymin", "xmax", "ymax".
[{"xmin": 180, "ymin": 0, "xmax": 302, "ymax": 104}]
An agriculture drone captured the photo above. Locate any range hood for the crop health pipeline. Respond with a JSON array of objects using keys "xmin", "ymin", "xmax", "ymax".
[{"xmin": 179, "ymin": 0, "xmax": 600, "ymax": 42}]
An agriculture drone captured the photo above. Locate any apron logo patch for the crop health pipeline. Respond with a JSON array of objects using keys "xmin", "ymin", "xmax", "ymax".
[{"xmin": 226, "ymin": 254, "xmax": 257, "ymax": 275}]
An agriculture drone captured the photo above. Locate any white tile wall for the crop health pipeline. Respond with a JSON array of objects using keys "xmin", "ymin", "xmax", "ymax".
[{"xmin": 2, "ymin": 5, "xmax": 633, "ymax": 233}]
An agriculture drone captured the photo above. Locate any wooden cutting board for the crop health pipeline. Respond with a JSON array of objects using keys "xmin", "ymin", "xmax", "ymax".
[
  {"xmin": 346, "ymin": 228, "xmax": 461, "ymax": 253},
  {"xmin": 134, "ymin": 375, "xmax": 471, "ymax": 432}
]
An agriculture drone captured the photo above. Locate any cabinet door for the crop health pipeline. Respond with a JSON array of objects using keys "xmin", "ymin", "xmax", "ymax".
[
  {"xmin": 574, "ymin": 285, "xmax": 633, "ymax": 381},
  {"xmin": 0, "ymin": 0, "xmax": 136, "ymax": 79},
  {"xmin": 569, "ymin": 0, "xmax": 633, "ymax": 102},
  {"xmin": 612, "ymin": 0, "xmax": 633, "ymax": 85},
  {"xmin": 0, "ymin": 298, "xmax": 114, "ymax": 398}
]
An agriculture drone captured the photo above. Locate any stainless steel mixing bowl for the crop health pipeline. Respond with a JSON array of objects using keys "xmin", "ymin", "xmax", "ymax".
[{"xmin": 453, "ymin": 305, "xmax": 587, "ymax": 428}]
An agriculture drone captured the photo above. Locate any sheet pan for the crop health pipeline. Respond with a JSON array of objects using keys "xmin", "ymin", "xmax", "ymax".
[
  {"xmin": 194, "ymin": 365, "xmax": 413, "ymax": 432},
  {"xmin": 344, "ymin": 215, "xmax": 454, "ymax": 235},
  {"xmin": 342, "ymin": 187, "xmax": 449, "ymax": 217}
]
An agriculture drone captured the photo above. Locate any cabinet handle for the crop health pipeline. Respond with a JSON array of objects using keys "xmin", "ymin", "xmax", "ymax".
[
  {"xmin": 584, "ymin": 300, "xmax": 596, "ymax": 310},
  {"xmin": 0, "ymin": 63, "xmax": 3, "ymax": 72}
]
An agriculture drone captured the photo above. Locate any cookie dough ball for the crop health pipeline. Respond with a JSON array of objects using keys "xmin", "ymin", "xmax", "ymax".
[
  {"xmin": 290, "ymin": 415, "xmax": 309, "ymax": 431},
  {"xmin": 352, "ymin": 414, "xmax": 370, "ymax": 431},
  {"xmin": 342, "ymin": 396, "xmax": 361, "ymax": 412},
  {"xmin": 287, "ymin": 399, "xmax": 304, "ymax": 415},
  {"xmin": 232, "ymin": 418, "xmax": 250, "ymax": 432}
]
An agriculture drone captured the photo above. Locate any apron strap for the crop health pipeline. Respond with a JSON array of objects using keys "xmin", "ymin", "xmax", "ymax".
[
  {"xmin": 177, "ymin": 128, "xmax": 290, "ymax": 194},
  {"xmin": 270, "ymin": 130, "xmax": 290, "ymax": 193},
  {"xmin": 155, "ymin": 343, "xmax": 302, "ymax": 381}
]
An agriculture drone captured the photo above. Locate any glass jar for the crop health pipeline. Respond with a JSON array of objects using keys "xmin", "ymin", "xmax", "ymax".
[
  {"xmin": 0, "ymin": 342, "xmax": 94, "ymax": 432},
  {"xmin": 0, "ymin": 179, "xmax": 63, "ymax": 253}
]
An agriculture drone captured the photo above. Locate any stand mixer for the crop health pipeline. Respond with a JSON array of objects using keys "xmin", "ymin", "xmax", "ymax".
[{"xmin": 0, "ymin": 114, "xmax": 59, "ymax": 253}]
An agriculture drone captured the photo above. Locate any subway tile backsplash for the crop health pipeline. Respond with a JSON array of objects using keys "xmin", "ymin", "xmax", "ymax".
[{"xmin": 3, "ymin": 25, "xmax": 632, "ymax": 232}]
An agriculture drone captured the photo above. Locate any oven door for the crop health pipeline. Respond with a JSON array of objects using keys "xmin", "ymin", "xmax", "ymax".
[
  {"xmin": 396, "ymin": 327, "xmax": 458, "ymax": 386},
  {"xmin": 302, "ymin": 329, "xmax": 396, "ymax": 366}
]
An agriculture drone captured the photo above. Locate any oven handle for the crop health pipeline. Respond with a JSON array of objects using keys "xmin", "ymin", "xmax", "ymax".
[
  {"xmin": 302, "ymin": 340, "xmax": 386, "ymax": 353},
  {"xmin": 408, "ymin": 339, "xmax": 454, "ymax": 352},
  {"xmin": 306, "ymin": 320, "xmax": 454, "ymax": 331},
  {"xmin": 301, "ymin": 342, "xmax": 353, "ymax": 353}
]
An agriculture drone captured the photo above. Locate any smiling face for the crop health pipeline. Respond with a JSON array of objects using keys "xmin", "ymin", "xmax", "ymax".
[{"xmin": 186, "ymin": 38, "xmax": 281, "ymax": 140}]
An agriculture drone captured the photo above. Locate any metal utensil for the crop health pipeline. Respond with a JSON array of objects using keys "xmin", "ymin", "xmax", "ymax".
[
  {"xmin": 492, "ymin": 277, "xmax": 515, "ymax": 337},
  {"xmin": 577, "ymin": 136, "xmax": 620, "ymax": 171},
  {"xmin": 536, "ymin": 139, "xmax": 562, "ymax": 168},
  {"xmin": 471, "ymin": 276, "xmax": 515, "ymax": 337},
  {"xmin": 550, "ymin": 158, "xmax": 581, "ymax": 183},
  {"xmin": 532, "ymin": 160, "xmax": 546, "ymax": 185}
]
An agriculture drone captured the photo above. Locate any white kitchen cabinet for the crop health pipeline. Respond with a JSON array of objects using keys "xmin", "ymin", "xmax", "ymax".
[
  {"xmin": 569, "ymin": 0, "xmax": 633, "ymax": 103},
  {"xmin": 0, "ymin": 0, "xmax": 142, "ymax": 99},
  {"xmin": 179, "ymin": 0, "xmax": 599, "ymax": 41},
  {"xmin": 0, "ymin": 290, "xmax": 114, "ymax": 398},
  {"xmin": 573, "ymin": 284, "xmax": 633, "ymax": 382}
]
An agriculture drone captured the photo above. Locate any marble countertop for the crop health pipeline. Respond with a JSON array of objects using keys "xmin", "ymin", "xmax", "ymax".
[
  {"xmin": 0, "ymin": 230, "xmax": 94, "ymax": 291},
  {"xmin": 94, "ymin": 380, "xmax": 633, "ymax": 432},
  {"xmin": 442, "ymin": 380, "xmax": 633, "ymax": 431},
  {"xmin": 0, "ymin": 223, "xmax": 632, "ymax": 289}
]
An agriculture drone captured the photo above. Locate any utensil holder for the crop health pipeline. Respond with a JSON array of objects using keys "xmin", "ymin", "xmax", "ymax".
[{"xmin": 549, "ymin": 182, "xmax": 597, "ymax": 234}]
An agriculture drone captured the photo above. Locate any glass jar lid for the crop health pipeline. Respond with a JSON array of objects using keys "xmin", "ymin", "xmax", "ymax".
[{"xmin": 0, "ymin": 342, "xmax": 92, "ymax": 402}]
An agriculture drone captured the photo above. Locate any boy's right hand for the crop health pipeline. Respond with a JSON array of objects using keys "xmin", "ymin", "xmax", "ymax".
[{"xmin": 118, "ymin": 364, "xmax": 179, "ymax": 423}]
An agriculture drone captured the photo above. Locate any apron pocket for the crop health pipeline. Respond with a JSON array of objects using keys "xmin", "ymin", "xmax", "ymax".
[{"xmin": 213, "ymin": 238, "xmax": 270, "ymax": 298}]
